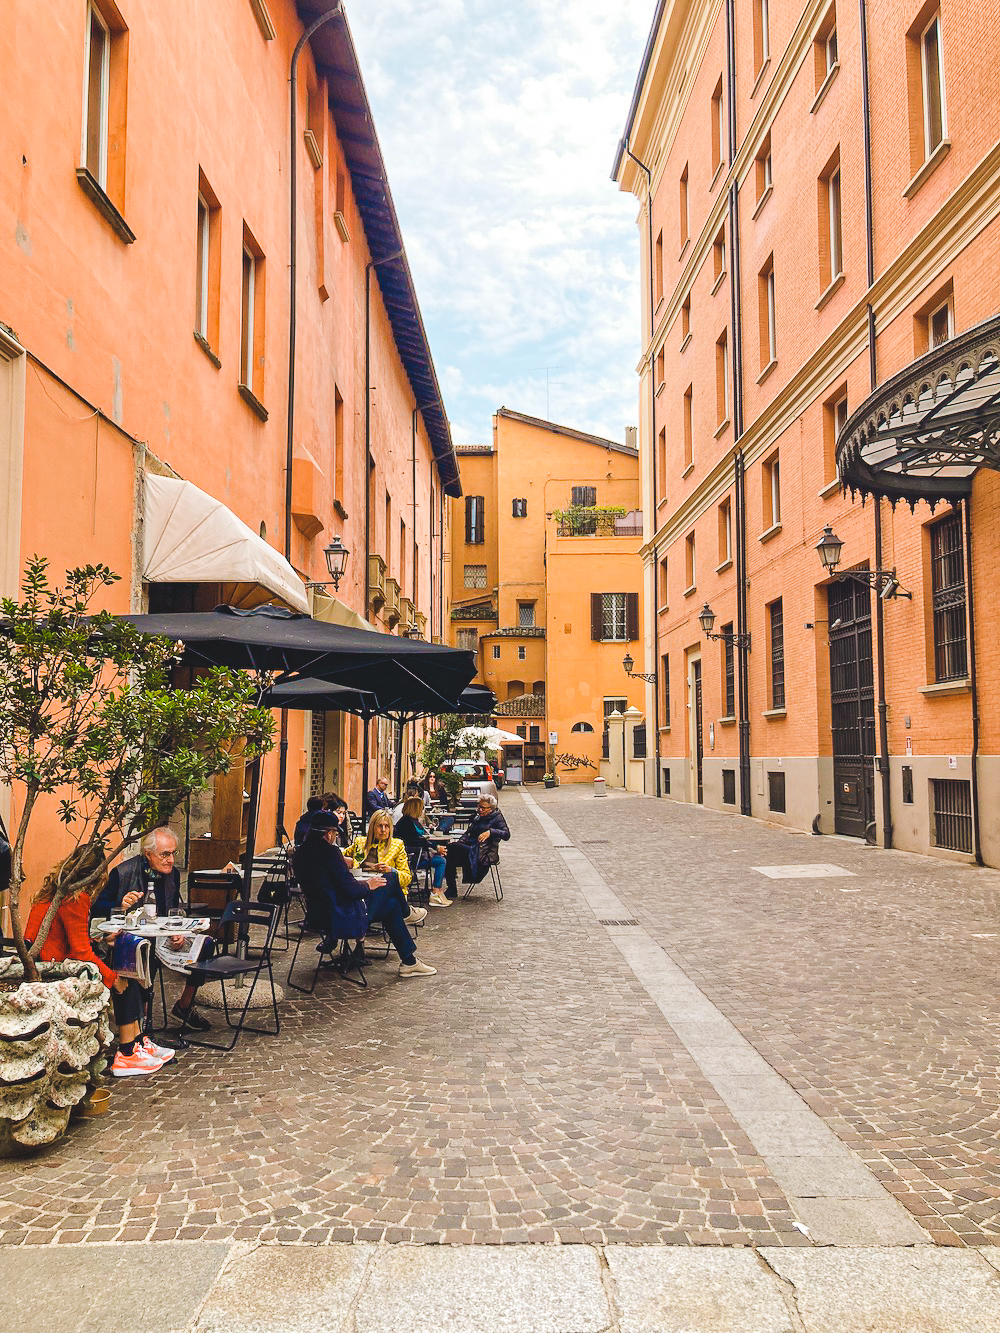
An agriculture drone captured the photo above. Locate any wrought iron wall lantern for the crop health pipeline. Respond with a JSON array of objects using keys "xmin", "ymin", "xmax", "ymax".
[
  {"xmin": 814, "ymin": 525, "xmax": 912, "ymax": 600},
  {"xmin": 697, "ymin": 604, "xmax": 752, "ymax": 649},
  {"xmin": 622, "ymin": 648, "xmax": 657, "ymax": 683},
  {"xmin": 306, "ymin": 535, "xmax": 350, "ymax": 592}
]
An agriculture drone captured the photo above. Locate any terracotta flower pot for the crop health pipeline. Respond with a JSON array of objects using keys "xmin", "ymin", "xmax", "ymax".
[{"xmin": 0, "ymin": 957, "xmax": 114, "ymax": 1156}]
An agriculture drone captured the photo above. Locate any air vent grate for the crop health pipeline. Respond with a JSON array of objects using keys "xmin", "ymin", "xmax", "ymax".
[{"xmin": 598, "ymin": 918, "xmax": 639, "ymax": 927}]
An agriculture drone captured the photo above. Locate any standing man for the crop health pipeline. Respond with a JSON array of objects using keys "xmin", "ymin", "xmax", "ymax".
[
  {"xmin": 94, "ymin": 827, "xmax": 213, "ymax": 1031},
  {"xmin": 364, "ymin": 776, "xmax": 393, "ymax": 820}
]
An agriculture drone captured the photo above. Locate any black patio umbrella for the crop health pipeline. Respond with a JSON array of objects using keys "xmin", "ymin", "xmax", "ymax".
[
  {"xmin": 111, "ymin": 605, "xmax": 476, "ymax": 916},
  {"xmin": 117, "ymin": 604, "xmax": 476, "ymax": 712}
]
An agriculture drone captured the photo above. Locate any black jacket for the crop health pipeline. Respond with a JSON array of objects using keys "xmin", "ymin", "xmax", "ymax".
[
  {"xmin": 92, "ymin": 855, "xmax": 181, "ymax": 918},
  {"xmin": 293, "ymin": 836, "xmax": 365, "ymax": 906}
]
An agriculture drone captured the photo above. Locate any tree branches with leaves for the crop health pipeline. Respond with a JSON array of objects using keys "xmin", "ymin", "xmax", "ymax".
[{"xmin": 0, "ymin": 558, "xmax": 274, "ymax": 981}]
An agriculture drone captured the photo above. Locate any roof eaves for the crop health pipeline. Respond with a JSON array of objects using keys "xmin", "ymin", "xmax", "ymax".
[
  {"xmin": 496, "ymin": 407, "xmax": 637, "ymax": 456},
  {"xmin": 298, "ymin": 4, "xmax": 463, "ymax": 498}
]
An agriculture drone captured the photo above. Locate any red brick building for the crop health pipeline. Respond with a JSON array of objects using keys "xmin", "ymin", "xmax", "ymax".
[{"xmin": 615, "ymin": 0, "xmax": 1000, "ymax": 863}]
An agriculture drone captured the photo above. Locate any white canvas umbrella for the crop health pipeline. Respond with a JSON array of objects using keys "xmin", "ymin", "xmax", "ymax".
[{"xmin": 458, "ymin": 726, "xmax": 524, "ymax": 748}]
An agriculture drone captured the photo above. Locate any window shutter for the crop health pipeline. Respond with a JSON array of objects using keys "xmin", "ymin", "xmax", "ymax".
[
  {"xmin": 625, "ymin": 592, "xmax": 640, "ymax": 641},
  {"xmin": 465, "ymin": 496, "xmax": 474, "ymax": 543},
  {"xmin": 591, "ymin": 593, "xmax": 603, "ymax": 641},
  {"xmin": 474, "ymin": 499, "xmax": 484, "ymax": 545}
]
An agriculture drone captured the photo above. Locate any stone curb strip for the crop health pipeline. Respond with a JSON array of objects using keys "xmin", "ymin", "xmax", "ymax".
[{"xmin": 6, "ymin": 1241, "xmax": 1000, "ymax": 1332}]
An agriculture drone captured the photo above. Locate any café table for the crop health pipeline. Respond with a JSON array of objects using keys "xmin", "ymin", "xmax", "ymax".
[{"xmin": 94, "ymin": 916, "xmax": 213, "ymax": 1046}]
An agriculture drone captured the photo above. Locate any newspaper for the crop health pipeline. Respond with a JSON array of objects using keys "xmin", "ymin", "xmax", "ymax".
[
  {"xmin": 111, "ymin": 933, "xmax": 154, "ymax": 988},
  {"xmin": 155, "ymin": 930, "xmax": 210, "ymax": 973}
]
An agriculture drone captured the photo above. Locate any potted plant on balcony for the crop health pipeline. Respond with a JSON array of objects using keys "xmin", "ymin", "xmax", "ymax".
[{"xmin": 0, "ymin": 558, "xmax": 273, "ymax": 1155}]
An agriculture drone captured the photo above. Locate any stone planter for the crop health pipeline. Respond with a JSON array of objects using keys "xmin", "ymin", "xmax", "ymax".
[{"xmin": 0, "ymin": 956, "xmax": 114, "ymax": 1156}]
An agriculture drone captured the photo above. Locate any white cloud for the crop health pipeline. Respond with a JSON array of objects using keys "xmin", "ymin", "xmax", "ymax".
[{"xmin": 347, "ymin": 0, "xmax": 651, "ymax": 446}]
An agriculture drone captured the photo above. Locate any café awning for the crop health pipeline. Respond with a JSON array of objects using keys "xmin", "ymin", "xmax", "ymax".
[
  {"xmin": 142, "ymin": 472, "xmax": 310, "ymax": 613},
  {"xmin": 837, "ymin": 314, "xmax": 1000, "ymax": 507}
]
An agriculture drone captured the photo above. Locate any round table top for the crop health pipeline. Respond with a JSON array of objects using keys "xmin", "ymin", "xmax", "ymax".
[{"xmin": 94, "ymin": 916, "xmax": 209, "ymax": 937}]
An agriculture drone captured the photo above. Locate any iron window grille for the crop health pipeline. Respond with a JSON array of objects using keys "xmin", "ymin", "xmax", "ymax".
[
  {"xmin": 633, "ymin": 725, "xmax": 647, "ymax": 758},
  {"xmin": 769, "ymin": 599, "xmax": 785, "ymax": 709},
  {"xmin": 932, "ymin": 777, "xmax": 972, "ymax": 853},
  {"xmin": 464, "ymin": 564, "xmax": 487, "ymax": 589},
  {"xmin": 930, "ymin": 512, "xmax": 967, "ymax": 681},
  {"xmin": 722, "ymin": 625, "xmax": 735, "ymax": 716}
]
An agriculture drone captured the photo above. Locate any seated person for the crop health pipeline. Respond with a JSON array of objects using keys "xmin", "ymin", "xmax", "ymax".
[
  {"xmin": 394, "ymin": 796, "xmax": 449, "ymax": 908},
  {"xmin": 445, "ymin": 794, "xmax": 510, "ymax": 899},
  {"xmin": 322, "ymin": 792, "xmax": 353, "ymax": 846},
  {"xmin": 363, "ymin": 776, "xmax": 393, "ymax": 820},
  {"xmin": 27, "ymin": 845, "xmax": 174, "ymax": 1077},
  {"xmin": 392, "ymin": 779, "xmax": 424, "ymax": 821},
  {"xmin": 293, "ymin": 811, "xmax": 436, "ymax": 977},
  {"xmin": 92, "ymin": 827, "xmax": 213, "ymax": 1032},
  {"xmin": 343, "ymin": 811, "xmax": 423, "ymax": 922},
  {"xmin": 294, "ymin": 795, "xmax": 327, "ymax": 847}
]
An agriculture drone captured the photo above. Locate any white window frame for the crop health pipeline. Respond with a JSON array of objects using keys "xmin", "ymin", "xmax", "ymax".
[
  {"xmin": 721, "ymin": 500, "xmax": 732, "ymax": 565},
  {"xmin": 825, "ymin": 26, "xmax": 838, "ymax": 75},
  {"xmin": 758, "ymin": 0, "xmax": 770, "ymax": 64},
  {"xmin": 828, "ymin": 166, "xmax": 843, "ymax": 279},
  {"xmin": 762, "ymin": 147, "xmax": 772, "ymax": 192},
  {"xmin": 770, "ymin": 456, "xmax": 781, "ymax": 526},
  {"xmin": 920, "ymin": 14, "xmax": 947, "ymax": 159},
  {"xmin": 602, "ymin": 592, "xmax": 627, "ymax": 643},
  {"xmin": 196, "ymin": 194, "xmax": 210, "ymax": 338},
  {"xmin": 82, "ymin": 2, "xmax": 110, "ymax": 188},
  {"xmin": 765, "ymin": 266, "xmax": 777, "ymax": 363},
  {"xmin": 241, "ymin": 245, "xmax": 256, "ymax": 390},
  {"xmin": 517, "ymin": 601, "xmax": 535, "ymax": 628},
  {"xmin": 492, "ymin": 644, "xmax": 501, "ymax": 660},
  {"xmin": 517, "ymin": 644, "xmax": 527, "ymax": 661},
  {"xmin": 929, "ymin": 298, "xmax": 953, "ymax": 348}
]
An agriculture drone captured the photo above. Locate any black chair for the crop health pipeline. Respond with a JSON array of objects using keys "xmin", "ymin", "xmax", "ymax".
[
  {"xmin": 176, "ymin": 901, "xmax": 281, "ymax": 1051},
  {"xmin": 253, "ymin": 850, "xmax": 293, "ymax": 951},
  {"xmin": 405, "ymin": 848, "xmax": 432, "ymax": 906},
  {"xmin": 462, "ymin": 850, "xmax": 504, "ymax": 902},
  {"xmin": 287, "ymin": 917, "xmax": 368, "ymax": 992}
]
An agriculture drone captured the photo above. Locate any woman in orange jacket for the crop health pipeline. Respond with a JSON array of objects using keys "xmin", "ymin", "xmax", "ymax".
[{"xmin": 26, "ymin": 848, "xmax": 174, "ymax": 1078}]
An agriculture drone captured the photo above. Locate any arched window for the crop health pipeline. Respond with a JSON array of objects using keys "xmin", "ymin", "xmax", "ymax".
[
  {"xmin": 571, "ymin": 721, "xmax": 594, "ymax": 733},
  {"xmin": 532, "ymin": 680, "xmax": 545, "ymax": 696},
  {"xmin": 506, "ymin": 680, "xmax": 525, "ymax": 701}
]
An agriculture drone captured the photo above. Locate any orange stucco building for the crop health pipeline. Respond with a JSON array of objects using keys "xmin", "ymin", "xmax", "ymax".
[
  {"xmin": 616, "ymin": 0, "xmax": 1000, "ymax": 862},
  {"xmin": 448, "ymin": 409, "xmax": 646, "ymax": 785},
  {"xmin": 0, "ymin": 2, "xmax": 459, "ymax": 896}
]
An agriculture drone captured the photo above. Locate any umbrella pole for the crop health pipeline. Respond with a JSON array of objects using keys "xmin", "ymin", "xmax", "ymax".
[
  {"xmin": 275, "ymin": 707, "xmax": 289, "ymax": 845},
  {"xmin": 394, "ymin": 717, "xmax": 405, "ymax": 796},
  {"xmin": 362, "ymin": 715, "xmax": 370, "ymax": 816},
  {"xmin": 239, "ymin": 755, "xmax": 263, "ymax": 956}
]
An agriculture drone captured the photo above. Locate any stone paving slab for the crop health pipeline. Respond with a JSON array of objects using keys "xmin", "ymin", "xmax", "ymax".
[
  {"xmin": 355, "ymin": 1245, "xmax": 609, "ymax": 1333},
  {"xmin": 767, "ymin": 1248, "xmax": 1000, "ymax": 1332},
  {"xmin": 605, "ymin": 1246, "xmax": 796, "ymax": 1332},
  {"xmin": 0, "ymin": 1240, "xmax": 230, "ymax": 1333},
  {"xmin": 540, "ymin": 786, "xmax": 1000, "ymax": 1243},
  {"xmin": 195, "ymin": 1242, "xmax": 371, "ymax": 1333}
]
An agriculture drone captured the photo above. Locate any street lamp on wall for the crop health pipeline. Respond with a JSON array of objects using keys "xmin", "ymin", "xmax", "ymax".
[
  {"xmin": 306, "ymin": 535, "xmax": 350, "ymax": 592},
  {"xmin": 622, "ymin": 647, "xmax": 657, "ymax": 683},
  {"xmin": 697, "ymin": 603, "xmax": 752, "ymax": 649},
  {"xmin": 814, "ymin": 525, "xmax": 912, "ymax": 599}
]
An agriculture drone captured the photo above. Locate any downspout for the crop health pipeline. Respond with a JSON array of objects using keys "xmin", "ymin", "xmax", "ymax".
[
  {"xmin": 859, "ymin": 0, "xmax": 893, "ymax": 848},
  {"xmin": 412, "ymin": 409, "xmax": 418, "ymax": 609},
  {"xmin": 278, "ymin": 1, "xmax": 343, "ymax": 843},
  {"xmin": 963, "ymin": 496, "xmax": 983, "ymax": 863},
  {"xmin": 364, "ymin": 263, "xmax": 373, "ymax": 621},
  {"xmin": 624, "ymin": 141, "xmax": 662, "ymax": 798},
  {"xmin": 724, "ymin": 0, "xmax": 751, "ymax": 817}
]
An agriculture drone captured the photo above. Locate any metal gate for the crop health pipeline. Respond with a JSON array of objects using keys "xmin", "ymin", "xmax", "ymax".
[{"xmin": 828, "ymin": 579, "xmax": 875, "ymax": 838}]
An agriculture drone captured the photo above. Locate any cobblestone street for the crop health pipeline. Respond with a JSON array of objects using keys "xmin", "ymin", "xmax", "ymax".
[{"xmin": 3, "ymin": 787, "xmax": 1000, "ymax": 1254}]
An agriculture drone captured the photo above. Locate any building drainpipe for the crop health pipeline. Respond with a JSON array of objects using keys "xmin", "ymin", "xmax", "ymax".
[
  {"xmin": 278, "ymin": 2, "xmax": 344, "ymax": 843},
  {"xmin": 723, "ymin": 0, "xmax": 751, "ymax": 817},
  {"xmin": 963, "ymin": 496, "xmax": 983, "ymax": 863},
  {"xmin": 858, "ymin": 0, "xmax": 893, "ymax": 848},
  {"xmin": 624, "ymin": 141, "xmax": 662, "ymax": 798}
]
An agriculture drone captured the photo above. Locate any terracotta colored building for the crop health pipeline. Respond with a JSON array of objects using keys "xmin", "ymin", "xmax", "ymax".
[
  {"xmin": 448, "ymin": 409, "xmax": 646, "ymax": 785},
  {"xmin": 0, "ymin": 2, "xmax": 459, "ymax": 897},
  {"xmin": 615, "ymin": 0, "xmax": 1000, "ymax": 862}
]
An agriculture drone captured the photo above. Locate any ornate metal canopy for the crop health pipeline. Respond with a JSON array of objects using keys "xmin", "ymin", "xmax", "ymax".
[{"xmin": 837, "ymin": 314, "xmax": 1000, "ymax": 507}]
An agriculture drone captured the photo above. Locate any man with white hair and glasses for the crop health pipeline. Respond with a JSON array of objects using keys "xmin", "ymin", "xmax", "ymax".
[{"xmin": 94, "ymin": 827, "xmax": 213, "ymax": 1030}]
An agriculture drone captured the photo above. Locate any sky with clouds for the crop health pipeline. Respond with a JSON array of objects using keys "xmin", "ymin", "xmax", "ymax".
[{"xmin": 347, "ymin": 1, "xmax": 654, "ymax": 448}]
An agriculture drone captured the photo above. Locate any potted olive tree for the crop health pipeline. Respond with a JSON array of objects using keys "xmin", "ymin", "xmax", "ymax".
[{"xmin": 0, "ymin": 559, "xmax": 273, "ymax": 1154}]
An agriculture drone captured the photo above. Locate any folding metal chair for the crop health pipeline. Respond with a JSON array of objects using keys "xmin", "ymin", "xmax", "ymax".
[
  {"xmin": 287, "ymin": 919, "xmax": 368, "ymax": 992},
  {"xmin": 252, "ymin": 849, "xmax": 293, "ymax": 951},
  {"xmin": 175, "ymin": 901, "xmax": 280, "ymax": 1051}
]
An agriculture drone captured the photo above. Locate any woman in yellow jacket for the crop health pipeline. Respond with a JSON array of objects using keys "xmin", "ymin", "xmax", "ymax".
[{"xmin": 344, "ymin": 810, "xmax": 422, "ymax": 921}]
